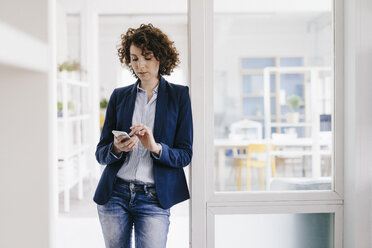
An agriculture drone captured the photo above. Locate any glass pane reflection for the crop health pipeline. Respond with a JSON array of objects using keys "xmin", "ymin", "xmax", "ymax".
[
  {"xmin": 215, "ymin": 213, "xmax": 334, "ymax": 248},
  {"xmin": 214, "ymin": 1, "xmax": 334, "ymax": 192}
]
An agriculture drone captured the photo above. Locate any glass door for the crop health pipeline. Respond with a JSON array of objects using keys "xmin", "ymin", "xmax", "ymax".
[{"xmin": 189, "ymin": 0, "xmax": 344, "ymax": 247}]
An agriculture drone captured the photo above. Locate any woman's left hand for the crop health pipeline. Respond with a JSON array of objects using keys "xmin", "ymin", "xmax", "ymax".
[{"xmin": 129, "ymin": 123, "xmax": 161, "ymax": 155}]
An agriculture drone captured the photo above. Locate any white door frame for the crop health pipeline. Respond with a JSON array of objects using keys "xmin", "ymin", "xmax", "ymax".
[{"xmin": 189, "ymin": 0, "xmax": 344, "ymax": 247}]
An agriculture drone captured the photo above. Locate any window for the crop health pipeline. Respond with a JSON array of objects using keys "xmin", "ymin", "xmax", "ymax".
[{"xmin": 190, "ymin": 0, "xmax": 343, "ymax": 247}]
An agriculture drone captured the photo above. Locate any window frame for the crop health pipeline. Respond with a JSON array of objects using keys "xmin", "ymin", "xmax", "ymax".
[
  {"xmin": 207, "ymin": 204, "xmax": 343, "ymax": 248},
  {"xmin": 189, "ymin": 0, "xmax": 344, "ymax": 247}
]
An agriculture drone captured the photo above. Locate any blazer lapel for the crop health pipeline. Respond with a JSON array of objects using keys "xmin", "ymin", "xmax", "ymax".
[
  {"xmin": 122, "ymin": 80, "xmax": 138, "ymax": 133},
  {"xmin": 153, "ymin": 77, "xmax": 168, "ymax": 141}
]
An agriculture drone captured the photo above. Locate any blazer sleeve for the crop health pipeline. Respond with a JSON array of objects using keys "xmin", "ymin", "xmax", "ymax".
[
  {"xmin": 152, "ymin": 86, "xmax": 193, "ymax": 168},
  {"xmin": 95, "ymin": 89, "xmax": 128, "ymax": 165}
]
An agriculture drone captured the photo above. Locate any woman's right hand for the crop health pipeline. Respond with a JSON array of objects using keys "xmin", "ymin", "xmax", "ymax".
[{"xmin": 112, "ymin": 135, "xmax": 138, "ymax": 155}]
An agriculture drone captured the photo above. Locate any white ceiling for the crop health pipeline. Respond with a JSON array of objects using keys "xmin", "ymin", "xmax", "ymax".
[{"xmin": 58, "ymin": 0, "xmax": 331, "ymax": 14}]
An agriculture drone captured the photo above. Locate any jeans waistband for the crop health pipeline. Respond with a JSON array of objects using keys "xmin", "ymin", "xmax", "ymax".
[{"xmin": 115, "ymin": 177, "xmax": 155, "ymax": 191}]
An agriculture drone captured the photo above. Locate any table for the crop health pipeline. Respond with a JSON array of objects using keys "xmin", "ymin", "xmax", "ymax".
[{"xmin": 214, "ymin": 138, "xmax": 332, "ymax": 191}]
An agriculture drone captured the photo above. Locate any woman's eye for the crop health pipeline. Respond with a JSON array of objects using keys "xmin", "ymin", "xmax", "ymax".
[{"xmin": 132, "ymin": 58, "xmax": 138, "ymax": 61}]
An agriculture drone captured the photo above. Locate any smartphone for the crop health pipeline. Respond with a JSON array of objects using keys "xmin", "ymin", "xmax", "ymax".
[{"xmin": 112, "ymin": 130, "xmax": 131, "ymax": 142}]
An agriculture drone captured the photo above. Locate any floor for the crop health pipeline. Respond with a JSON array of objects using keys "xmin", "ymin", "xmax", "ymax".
[
  {"xmin": 56, "ymin": 158, "xmax": 326, "ymax": 248},
  {"xmin": 57, "ymin": 177, "xmax": 189, "ymax": 248}
]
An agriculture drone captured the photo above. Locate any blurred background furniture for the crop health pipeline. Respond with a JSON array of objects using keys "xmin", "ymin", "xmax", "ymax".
[
  {"xmin": 271, "ymin": 132, "xmax": 304, "ymax": 176},
  {"xmin": 263, "ymin": 67, "xmax": 332, "ymax": 179},
  {"xmin": 57, "ymin": 77, "xmax": 93, "ymax": 212},
  {"xmin": 228, "ymin": 119, "xmax": 262, "ymax": 140},
  {"xmin": 214, "ymin": 138, "xmax": 331, "ymax": 191},
  {"xmin": 231, "ymin": 144, "xmax": 276, "ymax": 191},
  {"xmin": 269, "ymin": 177, "xmax": 331, "ymax": 191}
]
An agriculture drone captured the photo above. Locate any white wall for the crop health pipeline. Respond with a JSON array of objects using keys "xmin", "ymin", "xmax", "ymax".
[
  {"xmin": 0, "ymin": 68, "xmax": 52, "ymax": 247},
  {"xmin": 57, "ymin": 0, "xmax": 187, "ymax": 14},
  {"xmin": 0, "ymin": 0, "xmax": 49, "ymax": 42},
  {"xmin": 344, "ymin": 0, "xmax": 372, "ymax": 247},
  {"xmin": 0, "ymin": 0, "xmax": 54, "ymax": 247},
  {"xmin": 308, "ymin": 13, "xmax": 333, "ymax": 66},
  {"xmin": 98, "ymin": 15, "xmax": 188, "ymax": 100}
]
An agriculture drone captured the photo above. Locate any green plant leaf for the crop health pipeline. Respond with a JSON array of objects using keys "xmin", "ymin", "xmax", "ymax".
[
  {"xmin": 286, "ymin": 95, "xmax": 303, "ymax": 112},
  {"xmin": 100, "ymin": 98, "xmax": 108, "ymax": 109}
]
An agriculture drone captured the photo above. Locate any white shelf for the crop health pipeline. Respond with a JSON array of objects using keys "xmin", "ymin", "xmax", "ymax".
[
  {"xmin": 0, "ymin": 21, "xmax": 48, "ymax": 72},
  {"xmin": 243, "ymin": 93, "xmax": 276, "ymax": 97},
  {"xmin": 58, "ymin": 144, "xmax": 91, "ymax": 161},
  {"xmin": 57, "ymin": 78, "xmax": 89, "ymax": 87},
  {"xmin": 243, "ymin": 115, "xmax": 276, "ymax": 120},
  {"xmin": 263, "ymin": 67, "xmax": 333, "ymax": 180},
  {"xmin": 57, "ymin": 155, "xmax": 90, "ymax": 194},
  {"xmin": 244, "ymin": 115, "xmax": 305, "ymax": 120},
  {"xmin": 58, "ymin": 114, "xmax": 91, "ymax": 122},
  {"xmin": 214, "ymin": 138, "xmax": 331, "ymax": 147},
  {"xmin": 271, "ymin": 150, "xmax": 331, "ymax": 156},
  {"xmin": 270, "ymin": 122, "xmax": 312, "ymax": 127}
]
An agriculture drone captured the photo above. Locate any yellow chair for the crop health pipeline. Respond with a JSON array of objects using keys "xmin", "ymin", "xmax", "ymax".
[
  {"xmin": 100, "ymin": 113, "xmax": 105, "ymax": 130},
  {"xmin": 232, "ymin": 144, "xmax": 276, "ymax": 191}
]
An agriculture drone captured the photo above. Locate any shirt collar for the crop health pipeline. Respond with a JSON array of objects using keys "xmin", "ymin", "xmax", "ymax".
[{"xmin": 137, "ymin": 82, "xmax": 159, "ymax": 94}]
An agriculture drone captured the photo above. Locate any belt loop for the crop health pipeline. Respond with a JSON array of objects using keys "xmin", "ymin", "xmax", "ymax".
[{"xmin": 144, "ymin": 185, "xmax": 148, "ymax": 194}]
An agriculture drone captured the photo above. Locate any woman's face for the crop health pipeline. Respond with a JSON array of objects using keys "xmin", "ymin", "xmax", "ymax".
[{"xmin": 129, "ymin": 44, "xmax": 160, "ymax": 82}]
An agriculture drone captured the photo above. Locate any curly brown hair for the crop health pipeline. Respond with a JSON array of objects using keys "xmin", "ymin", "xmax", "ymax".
[{"xmin": 117, "ymin": 24, "xmax": 180, "ymax": 78}]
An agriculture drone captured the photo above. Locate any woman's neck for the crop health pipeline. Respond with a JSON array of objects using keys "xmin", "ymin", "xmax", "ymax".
[{"xmin": 139, "ymin": 78, "xmax": 160, "ymax": 93}]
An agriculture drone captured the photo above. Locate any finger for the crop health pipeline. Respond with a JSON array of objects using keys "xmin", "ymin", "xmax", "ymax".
[
  {"xmin": 137, "ymin": 129, "xmax": 147, "ymax": 136},
  {"xmin": 134, "ymin": 126, "xmax": 148, "ymax": 136},
  {"xmin": 114, "ymin": 135, "xmax": 128, "ymax": 144},
  {"xmin": 134, "ymin": 128, "xmax": 144, "ymax": 136},
  {"xmin": 114, "ymin": 137, "xmax": 122, "ymax": 147},
  {"xmin": 130, "ymin": 123, "xmax": 143, "ymax": 128},
  {"xmin": 119, "ymin": 136, "xmax": 131, "ymax": 143},
  {"xmin": 126, "ymin": 137, "xmax": 138, "ymax": 147},
  {"xmin": 124, "ymin": 140, "xmax": 136, "ymax": 151},
  {"xmin": 123, "ymin": 136, "xmax": 136, "ymax": 144},
  {"xmin": 129, "ymin": 126, "xmax": 143, "ymax": 136},
  {"xmin": 128, "ymin": 138, "xmax": 138, "ymax": 147},
  {"xmin": 128, "ymin": 137, "xmax": 136, "ymax": 145},
  {"xmin": 130, "ymin": 124, "xmax": 143, "ymax": 132},
  {"xmin": 129, "ymin": 142, "xmax": 137, "ymax": 149},
  {"xmin": 130, "ymin": 123, "xmax": 144, "ymax": 129},
  {"xmin": 129, "ymin": 124, "xmax": 142, "ymax": 132},
  {"xmin": 128, "ymin": 127, "xmax": 137, "ymax": 136},
  {"xmin": 122, "ymin": 137, "xmax": 134, "ymax": 146}
]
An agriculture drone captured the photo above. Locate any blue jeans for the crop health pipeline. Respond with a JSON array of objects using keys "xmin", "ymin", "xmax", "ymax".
[{"xmin": 97, "ymin": 177, "xmax": 170, "ymax": 248}]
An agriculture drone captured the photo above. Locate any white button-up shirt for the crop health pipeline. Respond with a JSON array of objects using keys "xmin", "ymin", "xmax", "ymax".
[{"xmin": 115, "ymin": 83, "xmax": 160, "ymax": 184}]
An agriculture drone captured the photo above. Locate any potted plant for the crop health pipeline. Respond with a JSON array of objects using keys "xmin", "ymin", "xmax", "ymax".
[
  {"xmin": 57, "ymin": 61, "xmax": 70, "ymax": 79},
  {"xmin": 100, "ymin": 98, "xmax": 108, "ymax": 109},
  {"xmin": 57, "ymin": 59, "xmax": 83, "ymax": 80},
  {"xmin": 100, "ymin": 98, "xmax": 108, "ymax": 129},
  {"xmin": 256, "ymin": 105, "xmax": 262, "ymax": 116},
  {"xmin": 56, "ymin": 101, "xmax": 75, "ymax": 117},
  {"xmin": 285, "ymin": 95, "xmax": 303, "ymax": 124},
  {"xmin": 67, "ymin": 101, "xmax": 75, "ymax": 115},
  {"xmin": 57, "ymin": 101, "xmax": 63, "ymax": 117}
]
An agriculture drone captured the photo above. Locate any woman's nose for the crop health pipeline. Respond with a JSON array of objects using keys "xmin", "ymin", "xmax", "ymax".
[{"xmin": 138, "ymin": 58, "xmax": 146, "ymax": 68}]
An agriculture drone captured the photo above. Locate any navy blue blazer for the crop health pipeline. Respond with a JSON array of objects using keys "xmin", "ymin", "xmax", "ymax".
[{"xmin": 93, "ymin": 77, "xmax": 193, "ymax": 209}]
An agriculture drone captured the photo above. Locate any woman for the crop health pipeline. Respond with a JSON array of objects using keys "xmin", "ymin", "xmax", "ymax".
[{"xmin": 94, "ymin": 23, "xmax": 193, "ymax": 248}]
